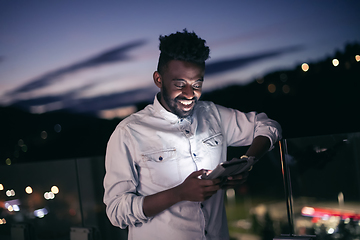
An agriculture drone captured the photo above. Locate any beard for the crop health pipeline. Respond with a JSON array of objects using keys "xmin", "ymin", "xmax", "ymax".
[{"xmin": 161, "ymin": 85, "xmax": 198, "ymax": 118}]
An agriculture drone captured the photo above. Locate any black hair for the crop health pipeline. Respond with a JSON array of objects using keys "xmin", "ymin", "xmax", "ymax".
[{"xmin": 157, "ymin": 29, "xmax": 210, "ymax": 74}]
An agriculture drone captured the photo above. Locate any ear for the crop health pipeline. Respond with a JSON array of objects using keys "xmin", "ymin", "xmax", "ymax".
[{"xmin": 153, "ymin": 71, "xmax": 162, "ymax": 88}]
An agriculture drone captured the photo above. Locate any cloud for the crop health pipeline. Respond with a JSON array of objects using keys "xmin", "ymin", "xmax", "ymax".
[
  {"xmin": 7, "ymin": 44, "xmax": 304, "ymax": 115},
  {"xmin": 10, "ymin": 84, "xmax": 158, "ymax": 115},
  {"xmin": 205, "ymin": 45, "xmax": 303, "ymax": 75},
  {"xmin": 8, "ymin": 81, "xmax": 99, "ymax": 109},
  {"xmin": 6, "ymin": 39, "xmax": 147, "ymax": 95},
  {"xmin": 66, "ymin": 85, "xmax": 158, "ymax": 114}
]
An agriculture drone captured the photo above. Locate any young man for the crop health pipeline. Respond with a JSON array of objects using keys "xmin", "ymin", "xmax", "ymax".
[{"xmin": 103, "ymin": 29, "xmax": 282, "ymax": 240}]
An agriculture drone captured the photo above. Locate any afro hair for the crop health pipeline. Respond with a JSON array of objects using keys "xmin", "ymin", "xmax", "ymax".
[{"xmin": 157, "ymin": 29, "xmax": 210, "ymax": 73}]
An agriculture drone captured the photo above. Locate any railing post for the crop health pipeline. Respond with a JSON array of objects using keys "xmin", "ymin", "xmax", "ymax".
[{"xmin": 274, "ymin": 140, "xmax": 315, "ymax": 240}]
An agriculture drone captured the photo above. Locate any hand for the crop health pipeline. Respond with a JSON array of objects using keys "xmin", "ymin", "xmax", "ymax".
[
  {"xmin": 175, "ymin": 170, "xmax": 221, "ymax": 202},
  {"xmin": 220, "ymin": 171, "xmax": 249, "ymax": 189},
  {"xmin": 143, "ymin": 170, "xmax": 221, "ymax": 217}
]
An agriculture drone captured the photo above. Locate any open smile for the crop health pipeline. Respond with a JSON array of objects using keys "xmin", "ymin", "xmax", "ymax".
[{"xmin": 177, "ymin": 99, "xmax": 194, "ymax": 111}]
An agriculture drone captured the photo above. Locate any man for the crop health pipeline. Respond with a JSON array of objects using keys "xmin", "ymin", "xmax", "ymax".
[{"xmin": 103, "ymin": 29, "xmax": 281, "ymax": 240}]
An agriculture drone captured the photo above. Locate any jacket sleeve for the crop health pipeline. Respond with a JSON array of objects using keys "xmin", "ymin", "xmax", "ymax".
[
  {"xmin": 215, "ymin": 104, "xmax": 282, "ymax": 149},
  {"xmin": 103, "ymin": 126, "xmax": 150, "ymax": 228}
]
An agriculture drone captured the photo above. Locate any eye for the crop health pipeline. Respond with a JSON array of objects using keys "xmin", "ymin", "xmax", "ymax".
[
  {"xmin": 192, "ymin": 83, "xmax": 203, "ymax": 89},
  {"xmin": 174, "ymin": 83, "xmax": 185, "ymax": 88},
  {"xmin": 174, "ymin": 81, "xmax": 186, "ymax": 88}
]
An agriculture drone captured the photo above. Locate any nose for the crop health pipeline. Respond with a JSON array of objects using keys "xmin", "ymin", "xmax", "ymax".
[{"xmin": 182, "ymin": 85, "xmax": 194, "ymax": 99}]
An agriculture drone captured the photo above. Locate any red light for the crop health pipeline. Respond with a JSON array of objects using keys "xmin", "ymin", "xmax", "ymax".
[{"xmin": 301, "ymin": 206, "xmax": 360, "ymax": 220}]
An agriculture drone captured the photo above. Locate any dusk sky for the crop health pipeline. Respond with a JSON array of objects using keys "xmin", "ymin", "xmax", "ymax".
[{"xmin": 1, "ymin": 0, "xmax": 359, "ymax": 118}]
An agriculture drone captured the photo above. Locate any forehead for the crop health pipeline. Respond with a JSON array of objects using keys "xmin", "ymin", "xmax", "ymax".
[{"xmin": 162, "ymin": 60, "xmax": 204, "ymax": 80}]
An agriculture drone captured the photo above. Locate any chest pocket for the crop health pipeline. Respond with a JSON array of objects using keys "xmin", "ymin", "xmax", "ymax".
[
  {"xmin": 142, "ymin": 148, "xmax": 181, "ymax": 188},
  {"xmin": 201, "ymin": 133, "xmax": 224, "ymax": 170},
  {"xmin": 202, "ymin": 133, "xmax": 223, "ymax": 147}
]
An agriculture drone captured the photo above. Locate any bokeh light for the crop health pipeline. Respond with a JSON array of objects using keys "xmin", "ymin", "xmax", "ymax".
[
  {"xmin": 18, "ymin": 139, "xmax": 24, "ymax": 147},
  {"xmin": 51, "ymin": 186, "xmax": 59, "ymax": 194},
  {"xmin": 7, "ymin": 205, "xmax": 13, "ymax": 212},
  {"xmin": 280, "ymin": 73, "xmax": 287, "ymax": 82},
  {"xmin": 34, "ymin": 208, "xmax": 48, "ymax": 218},
  {"xmin": 268, "ymin": 84, "xmax": 276, "ymax": 93},
  {"xmin": 256, "ymin": 77, "xmax": 264, "ymax": 84},
  {"xmin": 226, "ymin": 189, "xmax": 235, "ymax": 198},
  {"xmin": 44, "ymin": 191, "xmax": 55, "ymax": 200},
  {"xmin": 332, "ymin": 58, "xmax": 339, "ymax": 67},
  {"xmin": 25, "ymin": 186, "xmax": 33, "ymax": 194},
  {"xmin": 0, "ymin": 218, "xmax": 6, "ymax": 225},
  {"xmin": 6, "ymin": 189, "xmax": 15, "ymax": 197},
  {"xmin": 0, "ymin": 184, "xmax": 3, "ymax": 191},
  {"xmin": 41, "ymin": 131, "xmax": 48, "ymax": 139},
  {"xmin": 13, "ymin": 205, "xmax": 20, "ymax": 212},
  {"xmin": 5, "ymin": 158, "xmax": 11, "ymax": 165},
  {"xmin": 54, "ymin": 124, "xmax": 62, "ymax": 133},
  {"xmin": 301, "ymin": 63, "xmax": 309, "ymax": 72},
  {"xmin": 282, "ymin": 85, "xmax": 290, "ymax": 94},
  {"xmin": 355, "ymin": 55, "xmax": 360, "ymax": 62},
  {"xmin": 21, "ymin": 145, "xmax": 28, "ymax": 152},
  {"xmin": 302, "ymin": 206, "xmax": 315, "ymax": 216}
]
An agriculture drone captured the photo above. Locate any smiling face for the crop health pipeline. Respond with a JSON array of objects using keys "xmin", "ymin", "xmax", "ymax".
[{"xmin": 153, "ymin": 60, "xmax": 205, "ymax": 118}]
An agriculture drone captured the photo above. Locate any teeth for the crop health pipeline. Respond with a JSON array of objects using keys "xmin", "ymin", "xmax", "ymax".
[{"xmin": 179, "ymin": 100, "xmax": 192, "ymax": 105}]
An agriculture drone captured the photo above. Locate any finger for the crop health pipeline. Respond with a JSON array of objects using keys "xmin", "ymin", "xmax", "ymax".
[
  {"xmin": 205, "ymin": 184, "xmax": 221, "ymax": 192},
  {"xmin": 212, "ymin": 178, "xmax": 222, "ymax": 185},
  {"xmin": 199, "ymin": 179, "xmax": 218, "ymax": 187},
  {"xmin": 189, "ymin": 169, "xmax": 206, "ymax": 178},
  {"xmin": 195, "ymin": 186, "xmax": 219, "ymax": 200}
]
